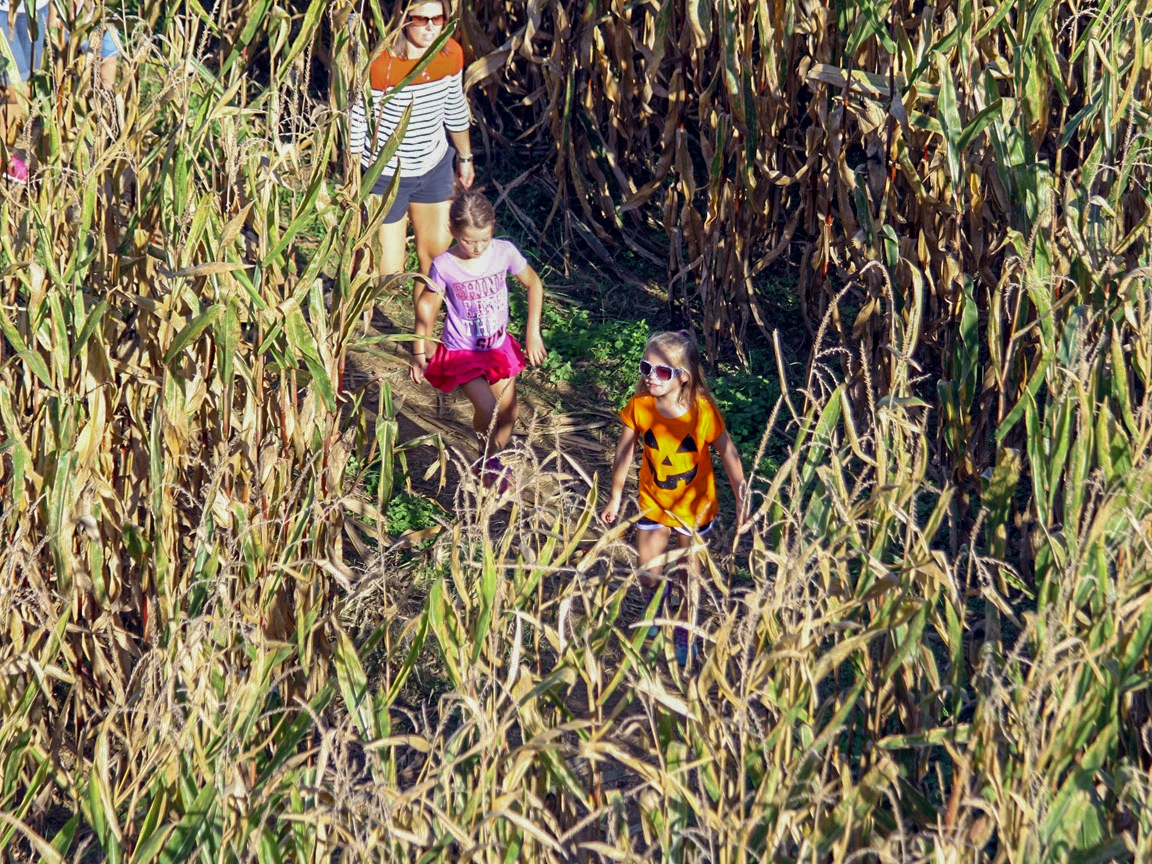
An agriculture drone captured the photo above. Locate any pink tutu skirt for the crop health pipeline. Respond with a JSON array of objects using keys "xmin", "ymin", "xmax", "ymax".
[{"xmin": 424, "ymin": 335, "xmax": 527, "ymax": 393}]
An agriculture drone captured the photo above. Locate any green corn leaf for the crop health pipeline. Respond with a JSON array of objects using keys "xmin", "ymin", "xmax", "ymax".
[
  {"xmin": 274, "ymin": 0, "xmax": 327, "ymax": 86},
  {"xmin": 258, "ymin": 828, "xmax": 286, "ymax": 864},
  {"xmin": 797, "ymin": 385, "xmax": 844, "ymax": 495},
  {"xmin": 219, "ymin": 0, "xmax": 273, "ymax": 76},
  {"xmin": 157, "ymin": 782, "xmax": 215, "ymax": 864},
  {"xmin": 1039, "ymin": 28, "xmax": 1069, "ymax": 107},
  {"xmin": 129, "ymin": 781, "xmax": 171, "ymax": 864},
  {"xmin": 1042, "ymin": 390, "xmax": 1074, "ymax": 522},
  {"xmin": 882, "ymin": 599, "xmax": 932, "ymax": 681},
  {"xmin": 1022, "ymin": 0, "xmax": 1062, "ymax": 52},
  {"xmin": 375, "ymin": 386, "xmax": 397, "ymax": 512},
  {"xmin": 846, "ymin": 0, "xmax": 897, "ymax": 56},
  {"xmin": 933, "ymin": 51, "xmax": 963, "ymax": 198},
  {"xmin": 955, "ymin": 96, "xmax": 1003, "ymax": 153},
  {"xmin": 360, "ymin": 108, "xmax": 410, "ymax": 207},
  {"xmin": 49, "ymin": 814, "xmax": 79, "ymax": 857},
  {"xmin": 163, "ymin": 305, "xmax": 224, "ymax": 368},
  {"xmin": 300, "ymin": 356, "xmax": 336, "ymax": 415},
  {"xmin": 994, "ymin": 354, "xmax": 1051, "ymax": 444},
  {"xmin": 876, "ymin": 724, "xmax": 973, "ymax": 749},
  {"xmin": 473, "ymin": 542, "xmax": 499, "ymax": 663},
  {"xmin": 1109, "ymin": 327, "xmax": 1138, "ymax": 437},
  {"xmin": 428, "ymin": 579, "xmax": 463, "ymax": 687},
  {"xmin": 86, "ymin": 728, "xmax": 123, "ymax": 863},
  {"xmin": 70, "ymin": 297, "xmax": 108, "ymax": 360},
  {"xmin": 384, "ymin": 611, "xmax": 429, "ymax": 707},
  {"xmin": 262, "ymin": 124, "xmax": 332, "ymax": 268},
  {"xmin": 333, "ymin": 624, "xmax": 377, "ymax": 741},
  {"xmin": 974, "ymin": 0, "xmax": 1016, "ymax": 40},
  {"xmin": 983, "ymin": 447, "xmax": 1021, "ymax": 559},
  {"xmin": 4, "ymin": 350, "xmax": 54, "ymax": 391}
]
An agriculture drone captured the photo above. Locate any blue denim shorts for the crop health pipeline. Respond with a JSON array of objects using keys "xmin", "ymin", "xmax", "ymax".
[
  {"xmin": 0, "ymin": 9, "xmax": 121, "ymax": 86},
  {"xmin": 0, "ymin": 6, "xmax": 49, "ymax": 85},
  {"xmin": 370, "ymin": 147, "xmax": 456, "ymax": 224}
]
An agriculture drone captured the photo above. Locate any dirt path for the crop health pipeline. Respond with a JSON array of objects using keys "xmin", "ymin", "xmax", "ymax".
[{"xmin": 344, "ymin": 301, "xmax": 619, "ymax": 522}]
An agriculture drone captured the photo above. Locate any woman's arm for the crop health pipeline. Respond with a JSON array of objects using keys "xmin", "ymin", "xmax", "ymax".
[
  {"xmin": 441, "ymin": 47, "xmax": 474, "ymax": 188},
  {"xmin": 601, "ymin": 426, "xmax": 638, "ymax": 524},
  {"xmin": 448, "ymin": 128, "xmax": 474, "ymax": 188},
  {"xmin": 714, "ymin": 431, "xmax": 747, "ymax": 527},
  {"xmin": 515, "ymin": 264, "xmax": 546, "ymax": 366},
  {"xmin": 410, "ymin": 283, "xmax": 444, "ymax": 383}
]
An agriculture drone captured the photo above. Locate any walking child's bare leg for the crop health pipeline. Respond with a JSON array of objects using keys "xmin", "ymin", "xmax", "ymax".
[
  {"xmin": 674, "ymin": 531, "xmax": 698, "ymax": 578},
  {"xmin": 638, "ymin": 528, "xmax": 699, "ymax": 592},
  {"xmin": 458, "ymin": 376, "xmax": 499, "ymax": 457},
  {"xmin": 460, "ymin": 375, "xmax": 519, "ymax": 459},
  {"xmin": 488, "ymin": 376, "xmax": 518, "ymax": 452},
  {"xmin": 636, "ymin": 525, "xmax": 671, "ymax": 591}
]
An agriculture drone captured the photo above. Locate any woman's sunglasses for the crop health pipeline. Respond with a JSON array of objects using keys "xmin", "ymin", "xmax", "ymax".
[
  {"xmin": 638, "ymin": 360, "xmax": 684, "ymax": 382},
  {"xmin": 407, "ymin": 13, "xmax": 446, "ymax": 26}
]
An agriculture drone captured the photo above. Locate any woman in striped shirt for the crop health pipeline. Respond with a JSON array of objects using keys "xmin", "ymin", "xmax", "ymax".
[{"xmin": 349, "ymin": 1, "xmax": 475, "ymax": 340}]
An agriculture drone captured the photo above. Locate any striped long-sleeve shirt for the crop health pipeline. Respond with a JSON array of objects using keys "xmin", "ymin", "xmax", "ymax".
[{"xmin": 348, "ymin": 38, "xmax": 471, "ymax": 178}]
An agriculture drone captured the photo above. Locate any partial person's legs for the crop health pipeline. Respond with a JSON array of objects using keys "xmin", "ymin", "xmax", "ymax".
[
  {"xmin": 459, "ymin": 375, "xmax": 519, "ymax": 459},
  {"xmin": 0, "ymin": 85, "xmax": 28, "ymax": 181},
  {"xmin": 0, "ymin": 87, "xmax": 17, "ymax": 144},
  {"xmin": 673, "ymin": 531, "xmax": 698, "ymax": 578},
  {"xmin": 458, "ymin": 376, "xmax": 499, "ymax": 457},
  {"xmin": 378, "ymin": 215, "xmax": 409, "ymax": 278},
  {"xmin": 672, "ymin": 531, "xmax": 700, "ymax": 665},
  {"xmin": 487, "ymin": 376, "xmax": 518, "ymax": 452},
  {"xmin": 636, "ymin": 525, "xmax": 671, "ymax": 591},
  {"xmin": 373, "ymin": 214, "xmax": 409, "ymax": 331},
  {"xmin": 408, "ymin": 199, "xmax": 452, "ymax": 302},
  {"xmin": 1, "ymin": 4, "xmax": 48, "ymax": 180}
]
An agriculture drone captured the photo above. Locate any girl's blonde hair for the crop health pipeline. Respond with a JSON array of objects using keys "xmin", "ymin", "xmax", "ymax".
[
  {"xmin": 637, "ymin": 330, "xmax": 714, "ymax": 411},
  {"xmin": 390, "ymin": 0, "xmax": 453, "ymax": 60}
]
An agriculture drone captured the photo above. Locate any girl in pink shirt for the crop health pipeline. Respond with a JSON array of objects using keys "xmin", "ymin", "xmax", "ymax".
[{"xmin": 411, "ymin": 191, "xmax": 546, "ymax": 488}]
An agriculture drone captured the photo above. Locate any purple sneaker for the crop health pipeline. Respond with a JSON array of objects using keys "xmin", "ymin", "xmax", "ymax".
[{"xmin": 476, "ymin": 455, "xmax": 511, "ymax": 493}]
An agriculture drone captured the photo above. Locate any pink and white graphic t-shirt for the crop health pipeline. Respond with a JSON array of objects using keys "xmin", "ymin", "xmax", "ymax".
[{"xmin": 427, "ymin": 240, "xmax": 529, "ymax": 352}]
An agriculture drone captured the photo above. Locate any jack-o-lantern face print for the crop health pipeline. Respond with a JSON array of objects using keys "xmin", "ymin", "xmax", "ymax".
[{"xmin": 642, "ymin": 428, "xmax": 700, "ymax": 490}]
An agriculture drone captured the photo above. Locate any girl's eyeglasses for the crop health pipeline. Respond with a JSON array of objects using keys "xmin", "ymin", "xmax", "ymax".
[
  {"xmin": 638, "ymin": 360, "xmax": 684, "ymax": 382},
  {"xmin": 408, "ymin": 13, "xmax": 446, "ymax": 26}
]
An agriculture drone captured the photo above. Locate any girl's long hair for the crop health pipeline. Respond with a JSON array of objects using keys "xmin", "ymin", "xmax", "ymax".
[{"xmin": 636, "ymin": 330, "xmax": 715, "ymax": 413}]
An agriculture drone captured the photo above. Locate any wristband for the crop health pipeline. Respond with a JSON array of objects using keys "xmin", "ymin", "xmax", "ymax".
[
  {"xmin": 413, "ymin": 352, "xmax": 425, "ymax": 357},
  {"xmin": 456, "ymin": 155, "xmax": 473, "ymax": 163}
]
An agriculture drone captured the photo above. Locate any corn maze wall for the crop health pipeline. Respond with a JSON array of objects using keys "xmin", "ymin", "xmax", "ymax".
[{"xmin": 0, "ymin": 0, "xmax": 1150, "ymax": 860}]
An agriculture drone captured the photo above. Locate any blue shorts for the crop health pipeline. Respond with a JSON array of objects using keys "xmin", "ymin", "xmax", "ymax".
[
  {"xmin": 0, "ymin": 6, "xmax": 49, "ymax": 85},
  {"xmin": 0, "ymin": 9, "xmax": 121, "ymax": 86},
  {"xmin": 88, "ymin": 29, "xmax": 122, "ymax": 61},
  {"xmin": 370, "ymin": 147, "xmax": 456, "ymax": 224},
  {"xmin": 637, "ymin": 516, "xmax": 714, "ymax": 537}
]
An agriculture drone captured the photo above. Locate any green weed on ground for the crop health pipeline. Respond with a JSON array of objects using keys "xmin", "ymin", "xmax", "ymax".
[{"xmin": 386, "ymin": 491, "xmax": 448, "ymax": 536}]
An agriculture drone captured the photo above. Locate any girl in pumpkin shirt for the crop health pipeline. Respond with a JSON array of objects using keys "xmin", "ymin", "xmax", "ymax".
[{"xmin": 601, "ymin": 331, "xmax": 746, "ymax": 660}]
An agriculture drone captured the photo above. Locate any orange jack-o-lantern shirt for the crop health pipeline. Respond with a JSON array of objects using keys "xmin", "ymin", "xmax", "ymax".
[{"xmin": 620, "ymin": 394, "xmax": 726, "ymax": 529}]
